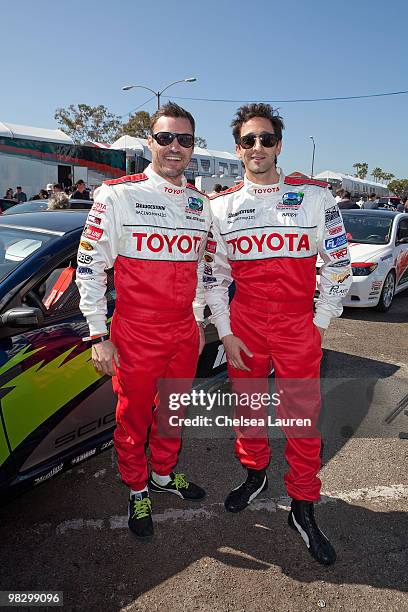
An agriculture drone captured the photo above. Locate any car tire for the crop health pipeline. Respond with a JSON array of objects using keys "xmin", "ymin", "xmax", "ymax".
[{"xmin": 376, "ymin": 270, "xmax": 395, "ymax": 312}]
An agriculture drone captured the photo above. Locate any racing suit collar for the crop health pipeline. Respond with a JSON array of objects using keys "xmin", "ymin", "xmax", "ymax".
[
  {"xmin": 244, "ymin": 167, "xmax": 285, "ymax": 196},
  {"xmin": 144, "ymin": 163, "xmax": 187, "ymax": 193}
]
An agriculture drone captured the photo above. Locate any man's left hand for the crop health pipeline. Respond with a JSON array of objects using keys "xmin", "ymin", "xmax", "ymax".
[
  {"xmin": 198, "ymin": 326, "xmax": 205, "ymax": 355},
  {"xmin": 316, "ymin": 326, "xmax": 325, "ymax": 339}
]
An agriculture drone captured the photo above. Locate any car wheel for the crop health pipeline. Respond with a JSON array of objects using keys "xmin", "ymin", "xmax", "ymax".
[{"xmin": 376, "ymin": 270, "xmax": 395, "ymax": 312}]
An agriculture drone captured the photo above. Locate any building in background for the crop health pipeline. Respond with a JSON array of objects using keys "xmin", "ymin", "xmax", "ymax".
[
  {"xmin": 314, "ymin": 170, "xmax": 392, "ymax": 198},
  {"xmin": 110, "ymin": 135, "xmax": 243, "ymax": 191},
  {"xmin": 0, "ymin": 122, "xmax": 126, "ymax": 199}
]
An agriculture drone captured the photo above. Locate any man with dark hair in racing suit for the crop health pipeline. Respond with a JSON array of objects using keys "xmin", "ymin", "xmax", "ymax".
[
  {"xmin": 77, "ymin": 102, "xmax": 211, "ymax": 539},
  {"xmin": 204, "ymin": 103, "xmax": 352, "ymax": 565}
]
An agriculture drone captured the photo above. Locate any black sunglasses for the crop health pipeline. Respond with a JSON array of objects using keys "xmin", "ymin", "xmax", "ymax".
[
  {"xmin": 152, "ymin": 131, "xmax": 195, "ymax": 148},
  {"xmin": 238, "ymin": 132, "xmax": 279, "ymax": 149}
]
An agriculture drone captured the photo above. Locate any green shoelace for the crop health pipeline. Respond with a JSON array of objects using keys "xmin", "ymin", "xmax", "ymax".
[
  {"xmin": 173, "ymin": 473, "xmax": 189, "ymax": 490},
  {"xmin": 131, "ymin": 497, "xmax": 151, "ymax": 519}
]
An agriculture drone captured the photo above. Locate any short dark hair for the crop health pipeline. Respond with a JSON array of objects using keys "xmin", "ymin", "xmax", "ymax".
[
  {"xmin": 342, "ymin": 190, "xmax": 351, "ymax": 199},
  {"xmin": 214, "ymin": 184, "xmax": 222, "ymax": 192},
  {"xmin": 231, "ymin": 103, "xmax": 284, "ymax": 144},
  {"xmin": 16, "ymin": 186, "xmax": 22, "ymax": 190},
  {"xmin": 150, "ymin": 101, "xmax": 195, "ymax": 133},
  {"xmin": 402, "ymin": 196, "xmax": 408, "ymax": 204},
  {"xmin": 76, "ymin": 180, "xmax": 85, "ymax": 186},
  {"xmin": 53, "ymin": 183, "xmax": 62, "ymax": 190},
  {"xmin": 369, "ymin": 193, "xmax": 377, "ymax": 198}
]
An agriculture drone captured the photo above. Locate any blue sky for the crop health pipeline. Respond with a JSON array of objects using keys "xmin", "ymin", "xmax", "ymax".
[{"xmin": 3, "ymin": 0, "xmax": 407, "ymax": 178}]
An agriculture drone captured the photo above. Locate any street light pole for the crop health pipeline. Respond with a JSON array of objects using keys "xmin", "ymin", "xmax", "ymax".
[
  {"xmin": 309, "ymin": 136, "xmax": 316, "ymax": 178},
  {"xmin": 122, "ymin": 78, "xmax": 196, "ymax": 110}
]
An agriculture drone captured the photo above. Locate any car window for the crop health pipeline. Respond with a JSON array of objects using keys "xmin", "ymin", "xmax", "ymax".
[
  {"xmin": 342, "ymin": 214, "xmax": 393, "ymax": 244},
  {"xmin": 23, "ymin": 257, "xmax": 115, "ymax": 317},
  {"xmin": 397, "ymin": 219, "xmax": 408, "ymax": 241},
  {"xmin": 0, "ymin": 226, "xmax": 54, "ymax": 282}
]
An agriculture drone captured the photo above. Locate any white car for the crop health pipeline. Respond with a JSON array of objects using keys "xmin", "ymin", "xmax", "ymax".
[{"xmin": 317, "ymin": 210, "xmax": 408, "ymax": 312}]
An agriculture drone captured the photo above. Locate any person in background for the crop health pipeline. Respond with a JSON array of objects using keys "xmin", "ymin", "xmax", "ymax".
[
  {"xmin": 13, "ymin": 186, "xmax": 27, "ymax": 203},
  {"xmin": 356, "ymin": 194, "xmax": 367, "ymax": 208},
  {"xmin": 362, "ymin": 193, "xmax": 379, "ymax": 210},
  {"xmin": 46, "ymin": 184, "xmax": 54, "ymax": 197},
  {"xmin": 4, "ymin": 188, "xmax": 15, "ymax": 200},
  {"xmin": 47, "ymin": 193, "xmax": 70, "ymax": 210},
  {"xmin": 62, "ymin": 173, "xmax": 73, "ymax": 191},
  {"xmin": 396, "ymin": 196, "xmax": 407, "ymax": 213},
  {"xmin": 53, "ymin": 183, "xmax": 63, "ymax": 194},
  {"xmin": 222, "ymin": 185, "xmax": 229, "ymax": 191},
  {"xmin": 71, "ymin": 179, "xmax": 90, "ymax": 200},
  {"xmin": 335, "ymin": 188, "xmax": 345, "ymax": 203},
  {"xmin": 337, "ymin": 190, "xmax": 359, "ymax": 210},
  {"xmin": 207, "ymin": 183, "xmax": 222, "ymax": 198}
]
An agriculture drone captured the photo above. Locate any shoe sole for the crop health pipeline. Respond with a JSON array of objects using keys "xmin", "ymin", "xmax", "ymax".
[
  {"xmin": 129, "ymin": 529, "xmax": 154, "ymax": 541},
  {"xmin": 148, "ymin": 481, "xmax": 206, "ymax": 501},
  {"xmin": 225, "ymin": 477, "xmax": 268, "ymax": 513}
]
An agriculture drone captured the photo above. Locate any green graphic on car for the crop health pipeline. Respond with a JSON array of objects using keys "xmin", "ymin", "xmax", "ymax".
[{"xmin": 0, "ymin": 341, "xmax": 102, "ymax": 468}]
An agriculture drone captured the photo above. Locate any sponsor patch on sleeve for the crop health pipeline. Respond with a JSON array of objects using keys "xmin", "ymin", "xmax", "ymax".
[
  {"xmin": 205, "ymin": 239, "xmax": 217, "ymax": 254},
  {"xmin": 88, "ymin": 214, "xmax": 102, "ymax": 225},
  {"xmin": 83, "ymin": 225, "xmax": 104, "ymax": 241},
  {"xmin": 91, "ymin": 201, "xmax": 107, "ymax": 214},
  {"xmin": 80, "ymin": 240, "xmax": 94, "ymax": 251},
  {"xmin": 325, "ymin": 234, "xmax": 347, "ymax": 251}
]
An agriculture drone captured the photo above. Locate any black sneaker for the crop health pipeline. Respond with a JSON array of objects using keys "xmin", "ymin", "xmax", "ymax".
[
  {"xmin": 224, "ymin": 468, "xmax": 268, "ymax": 513},
  {"xmin": 288, "ymin": 500, "xmax": 336, "ymax": 565},
  {"xmin": 148, "ymin": 472, "xmax": 206, "ymax": 500},
  {"xmin": 128, "ymin": 491, "xmax": 153, "ymax": 539}
]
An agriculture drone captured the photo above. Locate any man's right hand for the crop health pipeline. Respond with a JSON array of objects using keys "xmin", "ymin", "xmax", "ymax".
[
  {"xmin": 222, "ymin": 334, "xmax": 253, "ymax": 372},
  {"xmin": 91, "ymin": 340, "xmax": 120, "ymax": 377}
]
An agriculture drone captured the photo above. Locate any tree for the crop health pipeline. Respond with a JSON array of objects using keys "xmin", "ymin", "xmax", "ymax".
[
  {"xmin": 54, "ymin": 104, "xmax": 122, "ymax": 144},
  {"xmin": 117, "ymin": 111, "xmax": 151, "ymax": 138},
  {"xmin": 353, "ymin": 162, "xmax": 368, "ymax": 179},
  {"xmin": 194, "ymin": 136, "xmax": 207, "ymax": 148},
  {"xmin": 387, "ymin": 179, "xmax": 408, "ymax": 197},
  {"xmin": 371, "ymin": 167, "xmax": 383, "ymax": 183},
  {"xmin": 381, "ymin": 172, "xmax": 395, "ymax": 182}
]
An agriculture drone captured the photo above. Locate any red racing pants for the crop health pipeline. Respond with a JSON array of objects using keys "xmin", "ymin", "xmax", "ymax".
[
  {"xmin": 228, "ymin": 295, "xmax": 323, "ymax": 501},
  {"xmin": 110, "ymin": 308, "xmax": 199, "ymax": 491}
]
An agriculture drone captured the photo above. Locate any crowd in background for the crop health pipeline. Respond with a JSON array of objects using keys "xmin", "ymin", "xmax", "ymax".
[{"xmin": 3, "ymin": 179, "xmax": 93, "ymax": 206}]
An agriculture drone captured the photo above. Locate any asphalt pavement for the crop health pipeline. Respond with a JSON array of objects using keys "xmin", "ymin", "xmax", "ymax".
[{"xmin": 0, "ymin": 293, "xmax": 407, "ymax": 612}]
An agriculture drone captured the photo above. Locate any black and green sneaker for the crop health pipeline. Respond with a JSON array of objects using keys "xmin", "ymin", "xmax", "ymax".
[
  {"xmin": 148, "ymin": 472, "xmax": 206, "ymax": 500},
  {"xmin": 128, "ymin": 491, "xmax": 153, "ymax": 539}
]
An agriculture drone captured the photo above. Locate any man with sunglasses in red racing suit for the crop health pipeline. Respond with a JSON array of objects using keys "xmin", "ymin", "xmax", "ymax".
[
  {"xmin": 204, "ymin": 104, "xmax": 352, "ymax": 565},
  {"xmin": 77, "ymin": 103, "xmax": 211, "ymax": 539}
]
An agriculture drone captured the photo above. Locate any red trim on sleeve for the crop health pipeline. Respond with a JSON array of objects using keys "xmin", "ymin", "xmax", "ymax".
[
  {"xmin": 210, "ymin": 182, "xmax": 244, "ymax": 199},
  {"xmin": 186, "ymin": 183, "xmax": 208, "ymax": 197},
  {"xmin": 284, "ymin": 177, "xmax": 328, "ymax": 188},
  {"xmin": 104, "ymin": 173, "xmax": 148, "ymax": 186}
]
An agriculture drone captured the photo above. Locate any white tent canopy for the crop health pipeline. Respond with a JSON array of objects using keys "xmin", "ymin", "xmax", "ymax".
[
  {"xmin": 0, "ymin": 121, "xmax": 73, "ymax": 144},
  {"xmin": 315, "ymin": 170, "xmax": 385, "ymax": 189}
]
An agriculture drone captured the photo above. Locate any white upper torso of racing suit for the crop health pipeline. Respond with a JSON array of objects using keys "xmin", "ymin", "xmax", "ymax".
[
  {"xmin": 76, "ymin": 164, "xmax": 211, "ymax": 335},
  {"xmin": 204, "ymin": 170, "xmax": 353, "ymax": 338}
]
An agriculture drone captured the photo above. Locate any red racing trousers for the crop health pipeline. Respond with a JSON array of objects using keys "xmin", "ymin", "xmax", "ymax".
[
  {"xmin": 228, "ymin": 295, "xmax": 323, "ymax": 501},
  {"xmin": 110, "ymin": 309, "xmax": 199, "ymax": 491}
]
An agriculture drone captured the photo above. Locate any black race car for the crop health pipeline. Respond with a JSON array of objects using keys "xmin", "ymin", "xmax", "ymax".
[{"xmin": 0, "ymin": 211, "xmax": 226, "ymax": 502}]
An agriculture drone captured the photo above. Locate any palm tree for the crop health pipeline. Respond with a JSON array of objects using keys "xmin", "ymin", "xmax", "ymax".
[
  {"xmin": 353, "ymin": 162, "xmax": 368, "ymax": 179},
  {"xmin": 371, "ymin": 167, "xmax": 383, "ymax": 183},
  {"xmin": 382, "ymin": 172, "xmax": 395, "ymax": 182}
]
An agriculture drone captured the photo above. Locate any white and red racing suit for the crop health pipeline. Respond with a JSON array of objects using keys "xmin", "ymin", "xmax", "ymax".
[
  {"xmin": 76, "ymin": 164, "xmax": 210, "ymax": 490},
  {"xmin": 204, "ymin": 171, "xmax": 352, "ymax": 501}
]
